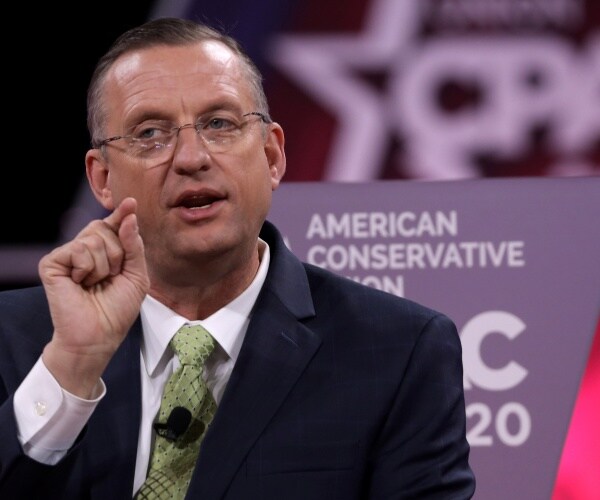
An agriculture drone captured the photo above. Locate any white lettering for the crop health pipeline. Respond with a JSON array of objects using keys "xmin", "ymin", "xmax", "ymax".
[
  {"xmin": 461, "ymin": 311, "xmax": 528, "ymax": 391},
  {"xmin": 305, "ymin": 211, "xmax": 458, "ymax": 239},
  {"xmin": 306, "ymin": 241, "xmax": 525, "ymax": 270}
]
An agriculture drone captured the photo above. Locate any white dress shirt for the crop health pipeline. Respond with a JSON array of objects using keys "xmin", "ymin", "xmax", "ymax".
[{"xmin": 13, "ymin": 240, "xmax": 270, "ymax": 496}]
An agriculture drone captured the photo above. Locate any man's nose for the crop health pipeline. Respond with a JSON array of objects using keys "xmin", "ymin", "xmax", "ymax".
[{"xmin": 170, "ymin": 125, "xmax": 211, "ymax": 172}]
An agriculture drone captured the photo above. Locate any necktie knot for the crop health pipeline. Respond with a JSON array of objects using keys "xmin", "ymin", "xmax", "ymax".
[{"xmin": 170, "ymin": 324, "xmax": 215, "ymax": 366}]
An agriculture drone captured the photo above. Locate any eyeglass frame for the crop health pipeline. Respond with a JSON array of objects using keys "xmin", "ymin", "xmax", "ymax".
[{"xmin": 92, "ymin": 111, "xmax": 272, "ymax": 155}]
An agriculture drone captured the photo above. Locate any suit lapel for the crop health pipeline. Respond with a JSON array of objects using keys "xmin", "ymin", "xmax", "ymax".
[{"xmin": 187, "ymin": 221, "xmax": 320, "ymax": 499}]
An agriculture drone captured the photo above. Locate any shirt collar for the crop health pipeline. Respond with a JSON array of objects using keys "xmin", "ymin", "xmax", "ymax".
[{"xmin": 140, "ymin": 239, "xmax": 270, "ymax": 376}]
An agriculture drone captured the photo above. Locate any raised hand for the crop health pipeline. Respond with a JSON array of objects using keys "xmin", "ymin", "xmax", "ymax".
[{"xmin": 39, "ymin": 197, "xmax": 150, "ymax": 398}]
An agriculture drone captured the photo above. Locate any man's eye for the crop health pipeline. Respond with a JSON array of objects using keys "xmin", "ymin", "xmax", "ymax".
[
  {"xmin": 206, "ymin": 118, "xmax": 236, "ymax": 130},
  {"xmin": 133, "ymin": 125, "xmax": 171, "ymax": 141}
]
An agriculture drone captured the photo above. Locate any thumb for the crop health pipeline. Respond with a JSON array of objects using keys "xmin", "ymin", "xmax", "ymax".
[{"xmin": 118, "ymin": 210, "xmax": 149, "ymax": 289}]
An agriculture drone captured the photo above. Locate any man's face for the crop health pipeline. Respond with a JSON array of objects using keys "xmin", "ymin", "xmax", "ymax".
[{"xmin": 86, "ymin": 41, "xmax": 285, "ymax": 281}]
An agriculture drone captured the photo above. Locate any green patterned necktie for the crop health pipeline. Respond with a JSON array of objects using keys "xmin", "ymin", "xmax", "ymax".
[{"xmin": 136, "ymin": 324, "xmax": 216, "ymax": 500}]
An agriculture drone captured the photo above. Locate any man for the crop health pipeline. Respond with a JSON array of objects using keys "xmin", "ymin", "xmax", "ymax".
[{"xmin": 0, "ymin": 17, "xmax": 475, "ymax": 499}]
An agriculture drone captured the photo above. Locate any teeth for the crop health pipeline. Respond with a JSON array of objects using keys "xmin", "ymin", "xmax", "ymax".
[{"xmin": 192, "ymin": 202, "xmax": 212, "ymax": 209}]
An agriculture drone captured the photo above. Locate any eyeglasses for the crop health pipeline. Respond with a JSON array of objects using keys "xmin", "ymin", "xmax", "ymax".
[{"xmin": 94, "ymin": 111, "xmax": 271, "ymax": 164}]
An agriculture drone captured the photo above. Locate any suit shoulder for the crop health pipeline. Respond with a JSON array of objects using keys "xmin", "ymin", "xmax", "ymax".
[
  {"xmin": 0, "ymin": 286, "xmax": 51, "ymax": 326},
  {"xmin": 0, "ymin": 285, "xmax": 48, "ymax": 305},
  {"xmin": 302, "ymin": 263, "xmax": 451, "ymax": 327}
]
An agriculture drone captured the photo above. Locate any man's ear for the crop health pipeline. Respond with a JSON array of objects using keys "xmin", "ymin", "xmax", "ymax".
[
  {"xmin": 85, "ymin": 149, "xmax": 115, "ymax": 211},
  {"xmin": 265, "ymin": 123, "xmax": 286, "ymax": 190}
]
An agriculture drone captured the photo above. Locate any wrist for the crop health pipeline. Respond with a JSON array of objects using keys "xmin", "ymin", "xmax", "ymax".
[{"xmin": 42, "ymin": 342, "xmax": 111, "ymax": 399}]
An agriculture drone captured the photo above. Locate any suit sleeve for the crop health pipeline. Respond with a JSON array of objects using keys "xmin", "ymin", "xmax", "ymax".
[
  {"xmin": 0, "ymin": 393, "xmax": 86, "ymax": 499},
  {"xmin": 0, "ymin": 307, "xmax": 87, "ymax": 498},
  {"xmin": 367, "ymin": 313, "xmax": 476, "ymax": 499}
]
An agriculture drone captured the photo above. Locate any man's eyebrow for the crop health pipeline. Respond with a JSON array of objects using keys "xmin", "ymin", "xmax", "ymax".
[
  {"xmin": 123, "ymin": 110, "xmax": 172, "ymax": 128},
  {"xmin": 199, "ymin": 101, "xmax": 244, "ymax": 115}
]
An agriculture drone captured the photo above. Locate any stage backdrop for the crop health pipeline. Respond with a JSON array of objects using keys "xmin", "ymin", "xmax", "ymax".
[{"xmin": 267, "ymin": 176, "xmax": 600, "ymax": 499}]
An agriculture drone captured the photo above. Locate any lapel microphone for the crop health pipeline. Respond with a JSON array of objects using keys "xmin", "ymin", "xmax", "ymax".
[{"xmin": 153, "ymin": 406, "xmax": 192, "ymax": 441}]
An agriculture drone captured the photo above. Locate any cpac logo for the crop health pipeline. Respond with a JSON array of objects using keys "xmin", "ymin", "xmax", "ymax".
[{"xmin": 271, "ymin": 0, "xmax": 598, "ymax": 180}]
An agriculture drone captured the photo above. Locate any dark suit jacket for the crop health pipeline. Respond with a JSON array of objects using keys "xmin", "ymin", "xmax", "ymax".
[{"xmin": 0, "ymin": 221, "xmax": 475, "ymax": 499}]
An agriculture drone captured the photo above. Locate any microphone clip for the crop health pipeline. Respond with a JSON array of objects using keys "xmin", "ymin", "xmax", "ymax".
[{"xmin": 153, "ymin": 406, "xmax": 192, "ymax": 442}]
